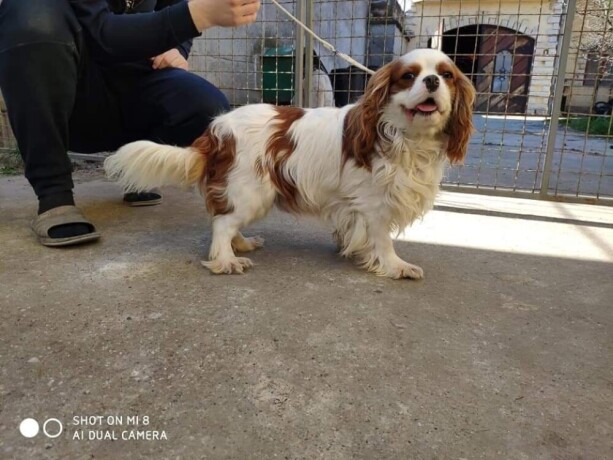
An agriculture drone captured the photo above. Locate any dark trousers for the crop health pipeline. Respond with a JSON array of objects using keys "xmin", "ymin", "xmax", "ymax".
[{"xmin": 0, "ymin": 0, "xmax": 229, "ymax": 201}]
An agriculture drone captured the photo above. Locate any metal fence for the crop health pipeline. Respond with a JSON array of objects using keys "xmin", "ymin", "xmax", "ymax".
[
  {"xmin": 0, "ymin": 93, "xmax": 17, "ymax": 154},
  {"xmin": 0, "ymin": 0, "xmax": 611, "ymax": 205}
]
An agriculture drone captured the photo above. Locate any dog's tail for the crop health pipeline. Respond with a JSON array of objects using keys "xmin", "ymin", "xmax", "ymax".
[{"xmin": 104, "ymin": 141, "xmax": 205, "ymax": 192}]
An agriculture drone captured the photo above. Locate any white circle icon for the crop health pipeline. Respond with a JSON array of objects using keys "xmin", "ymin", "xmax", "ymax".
[
  {"xmin": 19, "ymin": 418, "xmax": 40, "ymax": 438},
  {"xmin": 43, "ymin": 418, "xmax": 63, "ymax": 438}
]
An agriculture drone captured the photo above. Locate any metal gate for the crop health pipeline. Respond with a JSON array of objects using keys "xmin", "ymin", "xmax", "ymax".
[{"xmin": 0, "ymin": 0, "xmax": 611, "ymax": 205}]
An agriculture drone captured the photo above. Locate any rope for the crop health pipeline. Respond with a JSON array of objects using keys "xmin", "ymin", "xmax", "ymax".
[{"xmin": 269, "ymin": 0, "xmax": 376, "ymax": 75}]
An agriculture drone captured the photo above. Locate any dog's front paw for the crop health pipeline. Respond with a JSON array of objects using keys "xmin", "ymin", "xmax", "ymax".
[
  {"xmin": 201, "ymin": 257, "xmax": 253, "ymax": 274},
  {"xmin": 382, "ymin": 261, "xmax": 424, "ymax": 280}
]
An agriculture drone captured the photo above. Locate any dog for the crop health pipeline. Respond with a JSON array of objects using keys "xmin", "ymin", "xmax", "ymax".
[{"xmin": 104, "ymin": 48, "xmax": 475, "ymax": 279}]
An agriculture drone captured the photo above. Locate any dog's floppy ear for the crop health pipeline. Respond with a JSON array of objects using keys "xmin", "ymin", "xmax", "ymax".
[
  {"xmin": 445, "ymin": 67, "xmax": 476, "ymax": 164},
  {"xmin": 343, "ymin": 63, "xmax": 394, "ymax": 168}
]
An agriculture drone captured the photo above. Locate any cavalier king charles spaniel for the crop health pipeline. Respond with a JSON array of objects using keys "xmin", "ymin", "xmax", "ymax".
[{"xmin": 105, "ymin": 48, "xmax": 476, "ymax": 279}]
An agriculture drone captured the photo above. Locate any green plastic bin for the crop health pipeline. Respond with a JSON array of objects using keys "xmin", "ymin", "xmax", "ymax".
[{"xmin": 262, "ymin": 46, "xmax": 295, "ymax": 104}]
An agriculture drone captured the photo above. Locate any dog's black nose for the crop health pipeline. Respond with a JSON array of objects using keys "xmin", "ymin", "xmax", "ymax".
[{"xmin": 423, "ymin": 74, "xmax": 440, "ymax": 93}]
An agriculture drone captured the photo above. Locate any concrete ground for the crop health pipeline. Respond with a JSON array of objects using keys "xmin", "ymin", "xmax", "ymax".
[{"xmin": 0, "ymin": 170, "xmax": 612, "ymax": 460}]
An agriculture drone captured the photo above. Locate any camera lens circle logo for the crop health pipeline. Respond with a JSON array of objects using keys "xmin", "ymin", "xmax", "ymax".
[
  {"xmin": 43, "ymin": 418, "xmax": 63, "ymax": 438},
  {"xmin": 19, "ymin": 418, "xmax": 63, "ymax": 438},
  {"xmin": 19, "ymin": 418, "xmax": 39, "ymax": 438}
]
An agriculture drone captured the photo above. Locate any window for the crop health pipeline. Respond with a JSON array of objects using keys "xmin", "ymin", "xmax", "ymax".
[
  {"xmin": 583, "ymin": 53, "xmax": 613, "ymax": 87},
  {"xmin": 491, "ymin": 50, "xmax": 512, "ymax": 93}
]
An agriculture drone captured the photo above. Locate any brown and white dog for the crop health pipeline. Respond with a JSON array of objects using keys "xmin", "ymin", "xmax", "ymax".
[{"xmin": 104, "ymin": 49, "xmax": 475, "ymax": 279}]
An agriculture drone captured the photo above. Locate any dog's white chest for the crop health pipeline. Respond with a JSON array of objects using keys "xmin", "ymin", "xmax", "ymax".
[{"xmin": 382, "ymin": 148, "xmax": 445, "ymax": 229}]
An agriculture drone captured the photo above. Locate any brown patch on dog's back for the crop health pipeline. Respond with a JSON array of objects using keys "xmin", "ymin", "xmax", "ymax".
[
  {"xmin": 192, "ymin": 129, "xmax": 237, "ymax": 215},
  {"xmin": 264, "ymin": 106, "xmax": 305, "ymax": 212}
]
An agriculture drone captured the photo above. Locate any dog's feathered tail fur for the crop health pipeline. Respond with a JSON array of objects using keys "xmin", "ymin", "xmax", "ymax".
[{"xmin": 104, "ymin": 141, "xmax": 205, "ymax": 192}]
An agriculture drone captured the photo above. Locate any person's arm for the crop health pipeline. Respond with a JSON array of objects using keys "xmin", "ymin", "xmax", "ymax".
[
  {"xmin": 68, "ymin": 0, "xmax": 198, "ymax": 61},
  {"xmin": 155, "ymin": 0, "xmax": 193, "ymax": 59},
  {"xmin": 68, "ymin": 0, "xmax": 260, "ymax": 62}
]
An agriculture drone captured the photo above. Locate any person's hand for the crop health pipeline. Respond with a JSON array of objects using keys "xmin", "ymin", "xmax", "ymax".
[
  {"xmin": 188, "ymin": 0, "xmax": 261, "ymax": 31},
  {"xmin": 152, "ymin": 49, "xmax": 189, "ymax": 71}
]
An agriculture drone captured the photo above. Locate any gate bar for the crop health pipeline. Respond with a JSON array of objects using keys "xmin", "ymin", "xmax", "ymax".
[
  {"xmin": 303, "ymin": 0, "xmax": 314, "ymax": 107},
  {"xmin": 540, "ymin": 0, "xmax": 577, "ymax": 198},
  {"xmin": 294, "ymin": 0, "xmax": 306, "ymax": 107}
]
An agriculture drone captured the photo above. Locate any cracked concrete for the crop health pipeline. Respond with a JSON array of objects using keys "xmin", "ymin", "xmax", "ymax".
[{"xmin": 1, "ymin": 170, "xmax": 612, "ymax": 459}]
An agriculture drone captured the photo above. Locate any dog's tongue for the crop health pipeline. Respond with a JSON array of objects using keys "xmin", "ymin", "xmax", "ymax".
[{"xmin": 416, "ymin": 102, "xmax": 437, "ymax": 112}]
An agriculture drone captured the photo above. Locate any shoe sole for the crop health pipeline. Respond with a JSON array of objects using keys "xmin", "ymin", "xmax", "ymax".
[
  {"xmin": 124, "ymin": 198, "xmax": 163, "ymax": 207},
  {"xmin": 39, "ymin": 232, "xmax": 101, "ymax": 247}
]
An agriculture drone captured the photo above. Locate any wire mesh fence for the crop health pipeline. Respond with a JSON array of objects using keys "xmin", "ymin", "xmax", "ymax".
[
  {"xmin": 554, "ymin": 0, "xmax": 612, "ymax": 202},
  {"xmin": 0, "ymin": 92, "xmax": 17, "ymax": 154},
  {"xmin": 0, "ymin": 0, "xmax": 610, "ymax": 204}
]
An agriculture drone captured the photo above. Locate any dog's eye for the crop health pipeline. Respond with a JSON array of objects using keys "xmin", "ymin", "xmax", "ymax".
[
  {"xmin": 441, "ymin": 71, "xmax": 453, "ymax": 80},
  {"xmin": 401, "ymin": 72, "xmax": 416, "ymax": 80}
]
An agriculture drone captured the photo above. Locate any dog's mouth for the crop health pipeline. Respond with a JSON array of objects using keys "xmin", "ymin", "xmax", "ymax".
[{"xmin": 403, "ymin": 98, "xmax": 439, "ymax": 118}]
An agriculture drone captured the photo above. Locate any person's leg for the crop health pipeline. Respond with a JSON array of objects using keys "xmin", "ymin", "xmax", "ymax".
[
  {"xmin": 122, "ymin": 67, "xmax": 230, "ymax": 147},
  {"xmin": 0, "ymin": 0, "xmax": 122, "ymax": 241},
  {"xmin": 0, "ymin": 0, "xmax": 82, "ymax": 214}
]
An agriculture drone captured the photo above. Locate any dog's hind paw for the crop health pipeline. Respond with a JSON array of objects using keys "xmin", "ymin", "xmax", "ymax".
[
  {"xmin": 201, "ymin": 257, "xmax": 254, "ymax": 274},
  {"xmin": 381, "ymin": 261, "xmax": 424, "ymax": 280},
  {"xmin": 232, "ymin": 235, "xmax": 265, "ymax": 253}
]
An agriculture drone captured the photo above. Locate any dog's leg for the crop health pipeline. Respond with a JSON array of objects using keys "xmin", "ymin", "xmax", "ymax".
[
  {"xmin": 201, "ymin": 151, "xmax": 277, "ymax": 274},
  {"xmin": 332, "ymin": 230, "xmax": 343, "ymax": 252},
  {"xmin": 373, "ymin": 236, "xmax": 423, "ymax": 279},
  {"xmin": 358, "ymin": 218, "xmax": 424, "ymax": 280},
  {"xmin": 231, "ymin": 232, "xmax": 265, "ymax": 253},
  {"xmin": 202, "ymin": 174, "xmax": 275, "ymax": 273},
  {"xmin": 201, "ymin": 215, "xmax": 254, "ymax": 274}
]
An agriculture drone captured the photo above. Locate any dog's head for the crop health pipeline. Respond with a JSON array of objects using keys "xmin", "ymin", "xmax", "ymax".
[{"xmin": 344, "ymin": 49, "xmax": 476, "ymax": 165}]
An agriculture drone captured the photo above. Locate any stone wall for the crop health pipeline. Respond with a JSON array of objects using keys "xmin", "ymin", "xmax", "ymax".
[{"xmin": 563, "ymin": 6, "xmax": 613, "ymax": 113}]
